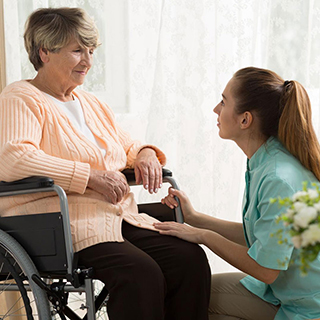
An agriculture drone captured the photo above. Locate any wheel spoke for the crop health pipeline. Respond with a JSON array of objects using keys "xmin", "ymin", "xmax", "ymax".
[
  {"xmin": 2, "ymin": 295, "xmax": 25, "ymax": 318},
  {"xmin": 0, "ymin": 230, "xmax": 51, "ymax": 319}
]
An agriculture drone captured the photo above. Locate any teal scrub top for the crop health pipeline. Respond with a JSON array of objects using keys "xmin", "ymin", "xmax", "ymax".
[{"xmin": 240, "ymin": 137, "xmax": 320, "ymax": 320}]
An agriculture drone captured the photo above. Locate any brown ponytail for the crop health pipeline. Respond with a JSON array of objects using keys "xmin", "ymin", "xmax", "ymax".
[
  {"xmin": 278, "ymin": 81, "xmax": 320, "ymax": 180},
  {"xmin": 233, "ymin": 67, "xmax": 320, "ymax": 180}
]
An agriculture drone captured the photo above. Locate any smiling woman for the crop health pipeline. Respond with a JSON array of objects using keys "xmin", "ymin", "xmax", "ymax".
[
  {"xmin": 30, "ymin": 39, "xmax": 95, "ymax": 101},
  {"xmin": 0, "ymin": 7, "xmax": 211, "ymax": 320},
  {"xmin": 24, "ymin": 7, "xmax": 99, "ymax": 101},
  {"xmin": 2, "ymin": 0, "xmax": 131, "ymax": 113}
]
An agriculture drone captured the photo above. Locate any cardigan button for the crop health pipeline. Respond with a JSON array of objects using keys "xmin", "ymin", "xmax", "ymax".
[{"xmin": 116, "ymin": 212, "xmax": 121, "ymax": 216}]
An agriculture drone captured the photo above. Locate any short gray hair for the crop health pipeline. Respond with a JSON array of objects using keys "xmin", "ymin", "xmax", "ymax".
[{"xmin": 24, "ymin": 7, "xmax": 100, "ymax": 71}]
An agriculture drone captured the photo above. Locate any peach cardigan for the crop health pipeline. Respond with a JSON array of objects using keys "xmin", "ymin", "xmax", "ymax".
[{"xmin": 0, "ymin": 80, "xmax": 166, "ymax": 252}]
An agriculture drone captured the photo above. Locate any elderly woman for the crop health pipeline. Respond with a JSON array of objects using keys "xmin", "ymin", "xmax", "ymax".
[{"xmin": 0, "ymin": 7, "xmax": 210, "ymax": 320}]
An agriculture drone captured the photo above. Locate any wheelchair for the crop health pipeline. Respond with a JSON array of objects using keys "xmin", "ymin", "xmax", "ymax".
[{"xmin": 0, "ymin": 168, "xmax": 183, "ymax": 320}]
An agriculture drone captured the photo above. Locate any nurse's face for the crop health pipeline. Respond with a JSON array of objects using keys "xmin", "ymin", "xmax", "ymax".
[{"xmin": 213, "ymin": 78, "xmax": 244, "ymax": 142}]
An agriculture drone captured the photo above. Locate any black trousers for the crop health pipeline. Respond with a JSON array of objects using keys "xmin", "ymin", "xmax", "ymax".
[{"xmin": 77, "ymin": 221, "xmax": 211, "ymax": 320}]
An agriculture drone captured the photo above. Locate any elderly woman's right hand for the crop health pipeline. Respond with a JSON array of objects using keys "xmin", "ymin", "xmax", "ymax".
[{"xmin": 88, "ymin": 169, "xmax": 130, "ymax": 204}]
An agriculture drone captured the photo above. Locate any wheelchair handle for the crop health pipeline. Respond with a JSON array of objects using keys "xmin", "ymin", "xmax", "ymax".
[
  {"xmin": 122, "ymin": 168, "xmax": 184, "ymax": 223},
  {"xmin": 121, "ymin": 168, "xmax": 172, "ymax": 185}
]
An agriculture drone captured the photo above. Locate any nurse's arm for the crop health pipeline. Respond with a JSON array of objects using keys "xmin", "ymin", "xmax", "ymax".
[
  {"xmin": 188, "ymin": 212, "xmax": 247, "ymax": 246},
  {"xmin": 154, "ymin": 222, "xmax": 280, "ymax": 284},
  {"xmin": 201, "ymin": 230, "xmax": 280, "ymax": 284},
  {"xmin": 161, "ymin": 188, "xmax": 247, "ymax": 245}
]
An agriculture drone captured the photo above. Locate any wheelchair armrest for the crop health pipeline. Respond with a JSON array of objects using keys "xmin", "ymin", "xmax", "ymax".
[
  {"xmin": 122, "ymin": 168, "xmax": 172, "ymax": 184},
  {"xmin": 0, "ymin": 176, "xmax": 54, "ymax": 193},
  {"xmin": 0, "ymin": 169, "xmax": 173, "ymax": 191},
  {"xmin": 122, "ymin": 168, "xmax": 184, "ymax": 224}
]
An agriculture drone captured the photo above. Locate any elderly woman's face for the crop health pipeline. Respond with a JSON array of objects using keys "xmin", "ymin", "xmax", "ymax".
[{"xmin": 42, "ymin": 38, "xmax": 94, "ymax": 88}]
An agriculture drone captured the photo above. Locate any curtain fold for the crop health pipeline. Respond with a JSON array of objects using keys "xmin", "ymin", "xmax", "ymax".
[{"xmin": 0, "ymin": 0, "xmax": 6, "ymax": 91}]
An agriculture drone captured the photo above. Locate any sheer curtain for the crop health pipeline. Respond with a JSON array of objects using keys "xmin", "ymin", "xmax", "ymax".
[{"xmin": 3, "ymin": 0, "xmax": 320, "ymax": 273}]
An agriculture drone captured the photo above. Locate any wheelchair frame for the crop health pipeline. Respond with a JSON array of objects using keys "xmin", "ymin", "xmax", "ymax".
[{"xmin": 0, "ymin": 168, "xmax": 183, "ymax": 320}]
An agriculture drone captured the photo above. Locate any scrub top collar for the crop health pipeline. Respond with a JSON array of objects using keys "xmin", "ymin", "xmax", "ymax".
[{"xmin": 247, "ymin": 136, "xmax": 281, "ymax": 171}]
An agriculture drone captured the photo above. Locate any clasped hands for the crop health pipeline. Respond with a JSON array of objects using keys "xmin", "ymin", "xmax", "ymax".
[{"xmin": 87, "ymin": 148, "xmax": 162, "ymax": 204}]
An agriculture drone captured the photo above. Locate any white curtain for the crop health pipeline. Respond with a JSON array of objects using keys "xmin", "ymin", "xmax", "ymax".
[{"xmin": 3, "ymin": 0, "xmax": 320, "ymax": 273}]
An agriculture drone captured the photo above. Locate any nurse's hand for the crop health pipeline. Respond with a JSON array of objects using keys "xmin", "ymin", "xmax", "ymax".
[
  {"xmin": 134, "ymin": 147, "xmax": 162, "ymax": 194},
  {"xmin": 154, "ymin": 221, "xmax": 208, "ymax": 244},
  {"xmin": 161, "ymin": 188, "xmax": 198, "ymax": 224},
  {"xmin": 88, "ymin": 169, "xmax": 130, "ymax": 204}
]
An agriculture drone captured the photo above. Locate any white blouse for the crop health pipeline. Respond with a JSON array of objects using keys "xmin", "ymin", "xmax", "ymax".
[{"xmin": 44, "ymin": 93, "xmax": 106, "ymax": 156}]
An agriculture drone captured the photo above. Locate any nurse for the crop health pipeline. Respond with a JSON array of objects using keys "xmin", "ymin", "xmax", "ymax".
[{"xmin": 155, "ymin": 67, "xmax": 320, "ymax": 320}]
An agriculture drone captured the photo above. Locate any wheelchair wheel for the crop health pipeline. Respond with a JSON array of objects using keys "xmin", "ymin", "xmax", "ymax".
[{"xmin": 0, "ymin": 229, "xmax": 51, "ymax": 319}]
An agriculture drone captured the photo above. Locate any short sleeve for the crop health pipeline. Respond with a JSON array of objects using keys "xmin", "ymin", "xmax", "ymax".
[{"xmin": 247, "ymin": 176, "xmax": 295, "ymax": 270}]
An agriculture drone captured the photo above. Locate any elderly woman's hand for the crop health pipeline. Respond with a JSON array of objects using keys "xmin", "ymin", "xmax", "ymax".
[
  {"xmin": 134, "ymin": 148, "xmax": 162, "ymax": 194},
  {"xmin": 88, "ymin": 169, "xmax": 130, "ymax": 204}
]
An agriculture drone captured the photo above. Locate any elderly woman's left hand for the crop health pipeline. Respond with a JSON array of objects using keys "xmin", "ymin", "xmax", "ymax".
[{"xmin": 134, "ymin": 148, "xmax": 162, "ymax": 194}]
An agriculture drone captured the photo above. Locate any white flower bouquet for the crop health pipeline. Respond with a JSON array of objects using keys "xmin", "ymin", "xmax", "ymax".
[{"xmin": 271, "ymin": 182, "xmax": 320, "ymax": 274}]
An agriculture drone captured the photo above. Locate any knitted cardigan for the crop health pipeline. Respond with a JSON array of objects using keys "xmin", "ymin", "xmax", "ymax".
[{"xmin": 0, "ymin": 80, "xmax": 166, "ymax": 252}]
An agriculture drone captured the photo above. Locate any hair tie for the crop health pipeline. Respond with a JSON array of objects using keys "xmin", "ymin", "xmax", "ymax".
[{"xmin": 284, "ymin": 80, "xmax": 290, "ymax": 86}]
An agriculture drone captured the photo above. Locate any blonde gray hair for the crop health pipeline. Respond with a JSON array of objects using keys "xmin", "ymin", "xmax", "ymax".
[{"xmin": 24, "ymin": 7, "xmax": 100, "ymax": 71}]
